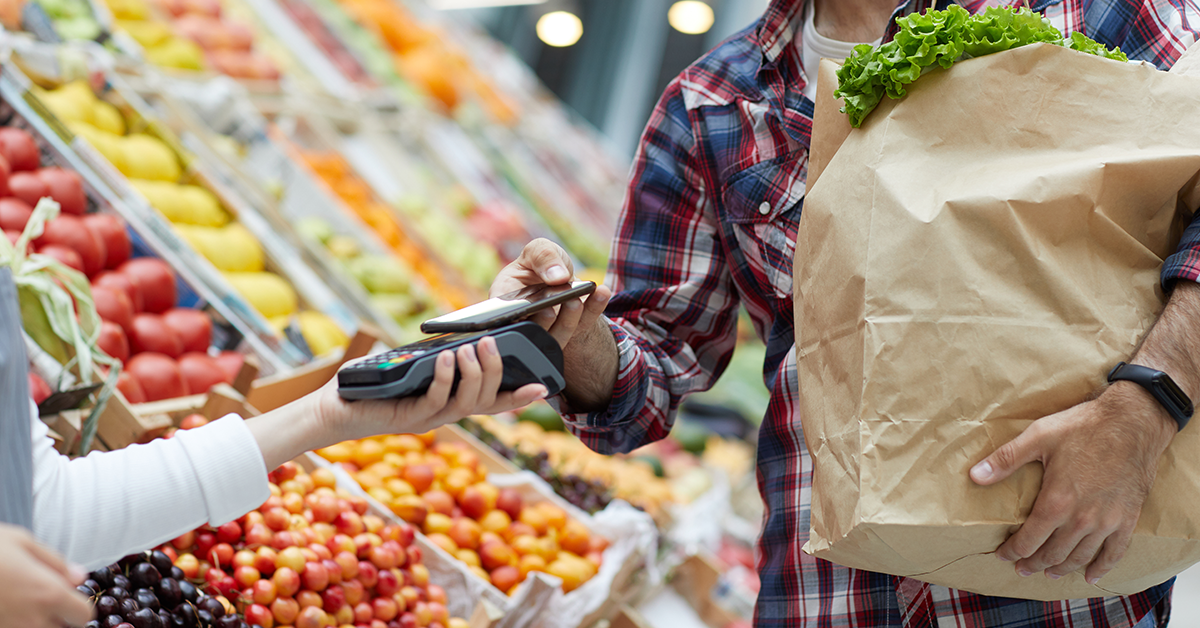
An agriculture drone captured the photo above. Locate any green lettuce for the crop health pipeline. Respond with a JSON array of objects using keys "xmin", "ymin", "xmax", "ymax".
[{"xmin": 833, "ymin": 6, "xmax": 1128, "ymax": 127}]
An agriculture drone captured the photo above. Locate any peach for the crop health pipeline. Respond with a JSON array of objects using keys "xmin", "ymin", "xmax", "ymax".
[
  {"xmin": 458, "ymin": 485, "xmax": 494, "ymax": 520},
  {"xmin": 389, "ymin": 495, "xmax": 427, "ymax": 525},
  {"xmin": 423, "ymin": 513, "xmax": 453, "ymax": 536},
  {"xmin": 311, "ymin": 467, "xmax": 337, "ymax": 488},
  {"xmin": 518, "ymin": 508, "xmax": 548, "ymax": 536},
  {"xmin": 403, "ymin": 465, "xmax": 434, "ymax": 493},
  {"xmin": 546, "ymin": 553, "xmax": 596, "ymax": 593},
  {"xmin": 447, "ymin": 518, "xmax": 482, "ymax": 550},
  {"xmin": 518, "ymin": 553, "xmax": 546, "ymax": 578},
  {"xmin": 455, "ymin": 548, "xmax": 480, "ymax": 568},
  {"xmin": 423, "ymin": 490, "xmax": 455, "ymax": 516},
  {"xmin": 504, "ymin": 522, "xmax": 537, "ymax": 543},
  {"xmin": 352, "ymin": 440, "xmax": 386, "ymax": 467},
  {"xmin": 479, "ymin": 540, "xmax": 517, "ymax": 571},
  {"xmin": 537, "ymin": 503, "xmax": 568, "ymax": 531},
  {"xmin": 317, "ymin": 443, "xmax": 353, "ymax": 463},
  {"xmin": 495, "ymin": 488, "xmax": 522, "ymax": 521},
  {"xmin": 510, "ymin": 535, "xmax": 539, "ymax": 556},
  {"xmin": 441, "ymin": 468, "xmax": 473, "ymax": 499},
  {"xmin": 559, "ymin": 520, "xmax": 591, "ymax": 556},
  {"xmin": 469, "ymin": 565, "xmax": 491, "ymax": 581},
  {"xmin": 363, "ymin": 514, "xmax": 385, "ymax": 534},
  {"xmin": 427, "ymin": 533, "xmax": 458, "ymax": 555},
  {"xmin": 410, "ymin": 563, "xmax": 429, "ymax": 587},
  {"xmin": 478, "ymin": 509, "xmax": 511, "ymax": 535},
  {"xmin": 490, "ymin": 565, "xmax": 520, "ymax": 593},
  {"xmin": 385, "ymin": 478, "xmax": 415, "ymax": 497}
]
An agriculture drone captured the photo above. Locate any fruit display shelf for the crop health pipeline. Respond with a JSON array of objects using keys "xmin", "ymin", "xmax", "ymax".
[
  {"xmin": 314, "ymin": 431, "xmax": 658, "ymax": 628},
  {"xmin": 9, "ymin": 43, "xmax": 374, "ymax": 364},
  {"xmin": 110, "ymin": 71, "xmax": 414, "ymax": 346}
]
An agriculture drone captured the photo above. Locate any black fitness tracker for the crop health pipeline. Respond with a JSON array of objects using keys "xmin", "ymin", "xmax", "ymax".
[{"xmin": 1106, "ymin": 361, "xmax": 1193, "ymax": 431}]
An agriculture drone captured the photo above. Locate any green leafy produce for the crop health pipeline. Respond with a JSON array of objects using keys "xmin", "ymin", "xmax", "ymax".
[{"xmin": 834, "ymin": 6, "xmax": 1128, "ymax": 127}]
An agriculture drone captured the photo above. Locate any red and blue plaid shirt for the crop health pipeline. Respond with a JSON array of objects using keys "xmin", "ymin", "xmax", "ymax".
[{"xmin": 559, "ymin": 0, "xmax": 1200, "ymax": 625}]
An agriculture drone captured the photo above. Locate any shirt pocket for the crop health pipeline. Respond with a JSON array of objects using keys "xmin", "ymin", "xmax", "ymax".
[{"xmin": 721, "ymin": 152, "xmax": 807, "ymax": 300}]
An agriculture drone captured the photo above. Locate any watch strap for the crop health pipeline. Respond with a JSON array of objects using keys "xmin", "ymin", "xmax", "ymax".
[{"xmin": 1107, "ymin": 362, "xmax": 1193, "ymax": 431}]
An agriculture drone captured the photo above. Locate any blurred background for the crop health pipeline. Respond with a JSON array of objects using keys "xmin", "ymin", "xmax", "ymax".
[{"xmin": 451, "ymin": 0, "xmax": 767, "ymax": 160}]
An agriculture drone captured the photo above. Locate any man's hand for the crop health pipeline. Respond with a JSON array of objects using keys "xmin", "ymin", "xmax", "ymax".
[
  {"xmin": 971, "ymin": 282, "xmax": 1200, "ymax": 584},
  {"xmin": 0, "ymin": 524, "xmax": 93, "ymax": 628},
  {"xmin": 492, "ymin": 239, "xmax": 618, "ymax": 411}
]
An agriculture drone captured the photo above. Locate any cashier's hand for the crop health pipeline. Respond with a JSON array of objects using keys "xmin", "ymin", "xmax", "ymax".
[
  {"xmin": 309, "ymin": 342, "xmax": 551, "ymax": 444},
  {"xmin": 969, "ymin": 385, "xmax": 1177, "ymax": 585},
  {"xmin": 0, "ymin": 524, "xmax": 93, "ymax": 628},
  {"xmin": 491, "ymin": 238, "xmax": 612, "ymax": 350}
]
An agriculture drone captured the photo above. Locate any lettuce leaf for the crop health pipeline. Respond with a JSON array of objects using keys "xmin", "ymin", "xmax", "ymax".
[{"xmin": 833, "ymin": 6, "xmax": 1127, "ymax": 127}]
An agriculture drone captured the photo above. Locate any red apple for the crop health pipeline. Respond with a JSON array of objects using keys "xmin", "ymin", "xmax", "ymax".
[
  {"xmin": 179, "ymin": 351, "xmax": 228, "ymax": 394},
  {"xmin": 0, "ymin": 197, "xmax": 32, "ymax": 232},
  {"xmin": 8, "ymin": 172, "xmax": 47, "ymax": 207},
  {"xmin": 36, "ymin": 214, "xmax": 104, "ymax": 276},
  {"xmin": 115, "ymin": 370, "xmax": 146, "ymax": 403},
  {"xmin": 92, "ymin": 271, "xmax": 143, "ymax": 312},
  {"xmin": 92, "ymin": 285, "xmax": 134, "ymax": 334},
  {"xmin": 37, "ymin": 167, "xmax": 86, "ymax": 215},
  {"xmin": 126, "ymin": 352, "xmax": 187, "ymax": 401},
  {"xmin": 118, "ymin": 257, "xmax": 176, "ymax": 313},
  {"xmin": 28, "ymin": 372, "xmax": 51, "ymax": 404},
  {"xmin": 0, "ymin": 128, "xmax": 40, "ymax": 172},
  {"xmin": 128, "ymin": 313, "xmax": 183, "ymax": 358},
  {"xmin": 162, "ymin": 307, "xmax": 212, "ymax": 353},
  {"xmin": 96, "ymin": 320, "xmax": 130, "ymax": 363},
  {"xmin": 82, "ymin": 214, "xmax": 130, "ymax": 269},
  {"xmin": 36, "ymin": 243, "xmax": 83, "ymax": 273}
]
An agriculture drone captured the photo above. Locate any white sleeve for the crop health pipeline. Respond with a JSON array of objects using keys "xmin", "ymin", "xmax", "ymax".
[{"xmin": 31, "ymin": 408, "xmax": 270, "ymax": 570}]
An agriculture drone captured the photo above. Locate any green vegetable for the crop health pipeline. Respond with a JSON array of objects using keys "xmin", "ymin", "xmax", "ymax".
[{"xmin": 834, "ymin": 6, "xmax": 1128, "ymax": 127}]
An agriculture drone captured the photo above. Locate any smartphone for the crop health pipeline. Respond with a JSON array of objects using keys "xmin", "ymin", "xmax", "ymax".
[{"xmin": 420, "ymin": 280, "xmax": 597, "ymax": 333}]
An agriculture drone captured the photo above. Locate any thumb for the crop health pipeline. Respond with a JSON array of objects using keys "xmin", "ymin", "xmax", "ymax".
[
  {"xmin": 518, "ymin": 238, "xmax": 573, "ymax": 285},
  {"xmin": 971, "ymin": 427, "xmax": 1045, "ymax": 486}
]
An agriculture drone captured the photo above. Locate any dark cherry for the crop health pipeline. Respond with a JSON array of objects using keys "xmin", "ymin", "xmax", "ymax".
[
  {"xmin": 90, "ymin": 568, "xmax": 114, "ymax": 589},
  {"xmin": 84, "ymin": 578, "xmax": 102, "ymax": 592},
  {"xmin": 213, "ymin": 616, "xmax": 239, "ymax": 628},
  {"xmin": 195, "ymin": 610, "xmax": 213, "ymax": 626},
  {"xmin": 198, "ymin": 597, "xmax": 224, "ymax": 619},
  {"xmin": 134, "ymin": 588, "xmax": 160, "ymax": 611},
  {"xmin": 119, "ymin": 597, "xmax": 140, "ymax": 616},
  {"xmin": 128, "ymin": 608, "xmax": 157, "ymax": 628},
  {"xmin": 103, "ymin": 615, "xmax": 124, "ymax": 628},
  {"xmin": 119, "ymin": 553, "xmax": 146, "ymax": 570},
  {"xmin": 76, "ymin": 584, "xmax": 96, "ymax": 597},
  {"xmin": 169, "ymin": 566, "xmax": 185, "ymax": 581},
  {"xmin": 129, "ymin": 563, "xmax": 162, "ymax": 590},
  {"xmin": 172, "ymin": 603, "xmax": 198, "ymax": 628},
  {"xmin": 113, "ymin": 575, "xmax": 132, "ymax": 591},
  {"xmin": 177, "ymin": 581, "xmax": 198, "ymax": 604},
  {"xmin": 157, "ymin": 578, "xmax": 182, "ymax": 607},
  {"xmin": 96, "ymin": 595, "xmax": 120, "ymax": 617},
  {"xmin": 149, "ymin": 551, "xmax": 174, "ymax": 575},
  {"xmin": 108, "ymin": 586, "xmax": 130, "ymax": 601},
  {"xmin": 84, "ymin": 621, "xmax": 101, "ymax": 628},
  {"xmin": 158, "ymin": 609, "xmax": 173, "ymax": 628}
]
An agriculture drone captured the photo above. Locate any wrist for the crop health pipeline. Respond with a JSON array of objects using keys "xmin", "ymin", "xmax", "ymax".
[{"xmin": 1102, "ymin": 380, "xmax": 1178, "ymax": 452}]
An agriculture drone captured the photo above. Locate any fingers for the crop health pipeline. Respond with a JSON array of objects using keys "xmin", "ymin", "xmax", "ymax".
[
  {"xmin": 410, "ymin": 350, "xmax": 455, "ymax": 416},
  {"xmin": 486, "ymin": 384, "xmax": 550, "ymax": 414},
  {"xmin": 1085, "ymin": 525, "xmax": 1135, "ymax": 585},
  {"xmin": 512, "ymin": 238, "xmax": 574, "ymax": 285},
  {"xmin": 20, "ymin": 534, "xmax": 80, "ymax": 583},
  {"xmin": 473, "ymin": 337, "xmax": 504, "ymax": 409},
  {"xmin": 995, "ymin": 499, "xmax": 1060, "ymax": 564},
  {"xmin": 971, "ymin": 422, "xmax": 1048, "ymax": 486},
  {"xmin": 1042, "ymin": 531, "xmax": 1107, "ymax": 580},
  {"xmin": 24, "ymin": 557, "xmax": 93, "ymax": 628},
  {"xmin": 547, "ymin": 298, "xmax": 584, "ymax": 346},
  {"xmin": 447, "ymin": 343, "xmax": 483, "ymax": 415},
  {"xmin": 55, "ymin": 586, "xmax": 94, "ymax": 627}
]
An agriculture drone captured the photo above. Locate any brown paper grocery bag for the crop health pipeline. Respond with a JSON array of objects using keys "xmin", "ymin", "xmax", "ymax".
[{"xmin": 795, "ymin": 43, "xmax": 1200, "ymax": 601}]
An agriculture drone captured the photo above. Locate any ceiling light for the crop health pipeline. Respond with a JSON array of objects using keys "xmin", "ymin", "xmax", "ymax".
[
  {"xmin": 536, "ymin": 10, "xmax": 583, "ymax": 47},
  {"xmin": 668, "ymin": 0, "xmax": 714, "ymax": 35},
  {"xmin": 431, "ymin": 0, "xmax": 546, "ymax": 10}
]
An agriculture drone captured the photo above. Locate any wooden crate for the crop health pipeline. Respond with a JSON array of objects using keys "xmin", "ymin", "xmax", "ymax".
[{"xmin": 245, "ymin": 325, "xmax": 378, "ymax": 412}]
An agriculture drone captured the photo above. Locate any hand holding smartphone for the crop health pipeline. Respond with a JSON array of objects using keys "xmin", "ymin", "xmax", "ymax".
[{"xmin": 420, "ymin": 281, "xmax": 597, "ymax": 333}]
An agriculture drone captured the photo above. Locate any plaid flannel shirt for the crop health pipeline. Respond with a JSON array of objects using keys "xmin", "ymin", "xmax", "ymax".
[{"xmin": 559, "ymin": 0, "xmax": 1200, "ymax": 625}]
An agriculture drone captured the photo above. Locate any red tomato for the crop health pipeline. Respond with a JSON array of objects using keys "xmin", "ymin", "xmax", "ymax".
[
  {"xmin": 81, "ymin": 213, "xmax": 131, "ymax": 270},
  {"xmin": 37, "ymin": 244, "xmax": 83, "ymax": 273},
  {"xmin": 96, "ymin": 320, "xmax": 130, "ymax": 363},
  {"xmin": 92, "ymin": 285, "xmax": 134, "ymax": 334},
  {"xmin": 0, "ymin": 153, "xmax": 11, "ymax": 197},
  {"xmin": 127, "ymin": 353, "xmax": 187, "ymax": 401},
  {"xmin": 0, "ymin": 197, "xmax": 32, "ymax": 232},
  {"xmin": 162, "ymin": 308, "xmax": 212, "ymax": 354},
  {"xmin": 0, "ymin": 128, "xmax": 40, "ymax": 172},
  {"xmin": 118, "ymin": 258, "xmax": 176, "ymax": 314},
  {"xmin": 36, "ymin": 215, "xmax": 105, "ymax": 277},
  {"xmin": 92, "ymin": 271, "xmax": 143, "ymax": 312},
  {"xmin": 128, "ymin": 313, "xmax": 183, "ymax": 358},
  {"xmin": 179, "ymin": 352, "xmax": 230, "ymax": 394},
  {"xmin": 8, "ymin": 172, "xmax": 47, "ymax": 207},
  {"xmin": 215, "ymin": 350, "xmax": 244, "ymax": 382},
  {"xmin": 37, "ymin": 168, "xmax": 86, "ymax": 216},
  {"xmin": 28, "ymin": 373, "xmax": 51, "ymax": 404},
  {"xmin": 116, "ymin": 370, "xmax": 147, "ymax": 403}
]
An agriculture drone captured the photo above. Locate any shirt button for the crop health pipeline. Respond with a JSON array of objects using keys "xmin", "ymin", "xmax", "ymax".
[{"xmin": 758, "ymin": 201, "xmax": 771, "ymax": 215}]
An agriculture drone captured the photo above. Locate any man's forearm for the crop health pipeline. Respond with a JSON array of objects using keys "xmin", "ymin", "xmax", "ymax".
[
  {"xmin": 1110, "ymin": 281, "xmax": 1200, "ymax": 449},
  {"xmin": 560, "ymin": 315, "xmax": 619, "ymax": 412}
]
